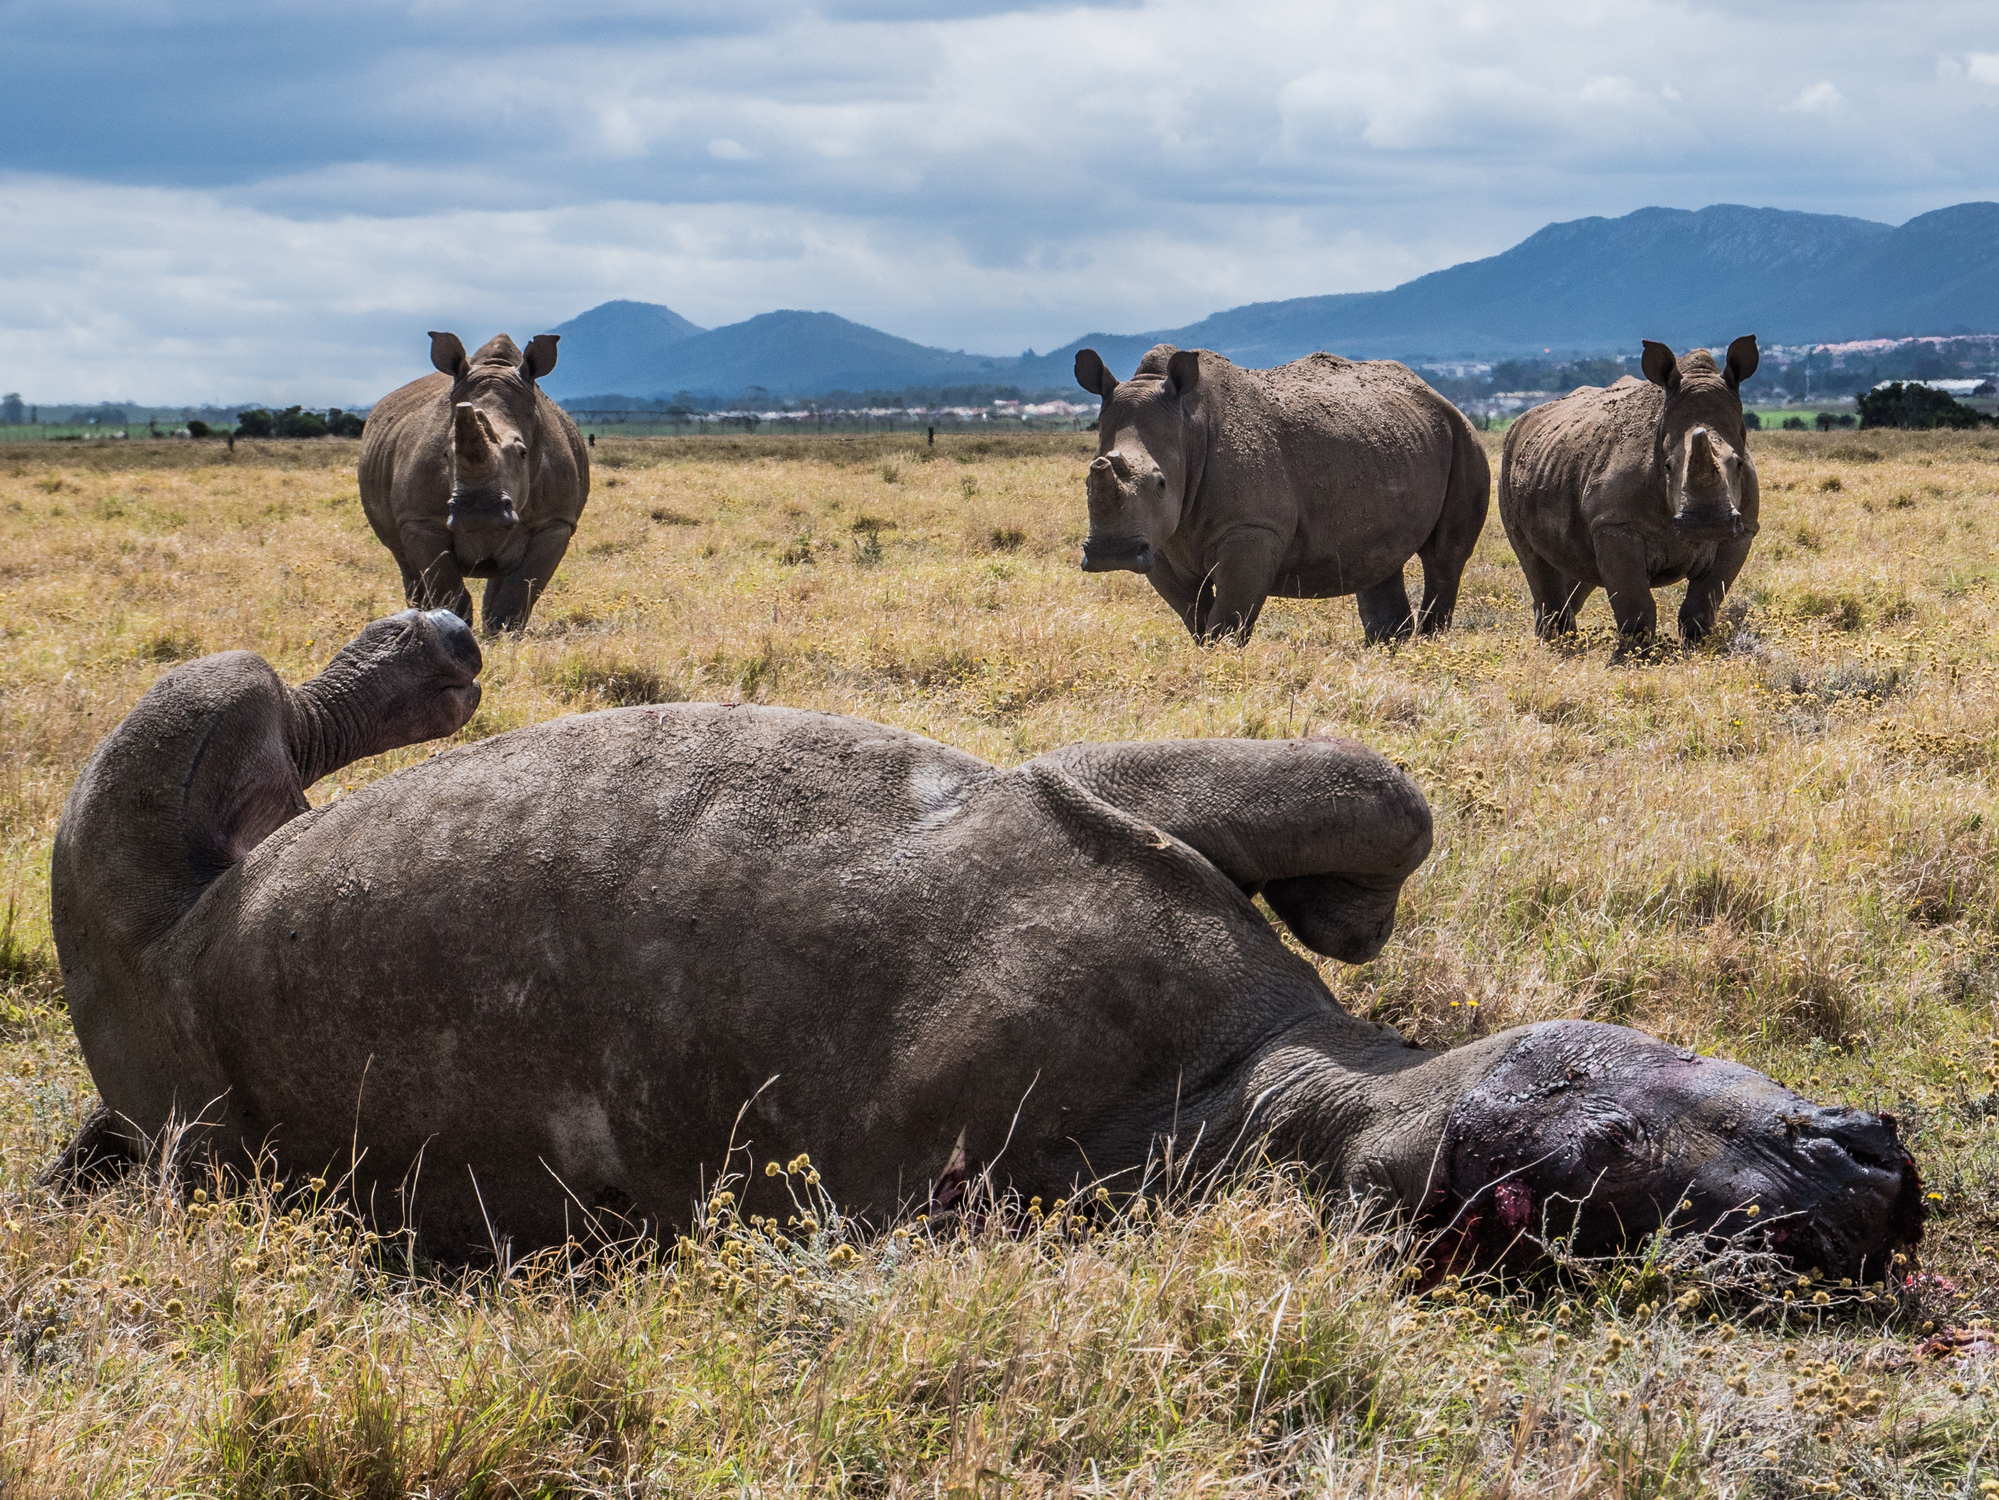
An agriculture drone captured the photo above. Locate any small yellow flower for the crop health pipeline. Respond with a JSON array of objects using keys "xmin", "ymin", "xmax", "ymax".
[
  {"xmin": 1747, "ymin": 1205, "xmax": 1761, "ymax": 1219},
  {"xmin": 765, "ymin": 1161, "xmax": 781, "ymax": 1176},
  {"xmin": 164, "ymin": 1298, "xmax": 184, "ymax": 1317}
]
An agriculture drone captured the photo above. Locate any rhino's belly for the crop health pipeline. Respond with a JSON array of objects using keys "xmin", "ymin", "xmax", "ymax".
[{"xmin": 166, "ymin": 709, "xmax": 1304, "ymax": 1245}]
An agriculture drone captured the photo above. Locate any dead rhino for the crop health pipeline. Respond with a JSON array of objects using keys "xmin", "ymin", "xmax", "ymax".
[
  {"xmin": 1074, "ymin": 344, "xmax": 1490, "ymax": 644},
  {"xmin": 51, "ymin": 614, "xmax": 1919, "ymax": 1273},
  {"xmin": 1498, "ymin": 338, "xmax": 1760, "ymax": 645},
  {"xmin": 360, "ymin": 331, "xmax": 589, "ymax": 633}
]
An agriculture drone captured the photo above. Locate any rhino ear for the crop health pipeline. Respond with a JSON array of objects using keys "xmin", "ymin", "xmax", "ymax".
[
  {"xmin": 429, "ymin": 331, "xmax": 470, "ymax": 380},
  {"xmin": 1724, "ymin": 334, "xmax": 1759, "ymax": 392},
  {"xmin": 1075, "ymin": 348, "xmax": 1118, "ymax": 400},
  {"xmin": 520, "ymin": 333, "xmax": 559, "ymax": 382},
  {"xmin": 1163, "ymin": 349, "xmax": 1202, "ymax": 399},
  {"xmin": 1641, "ymin": 340, "xmax": 1680, "ymax": 392}
]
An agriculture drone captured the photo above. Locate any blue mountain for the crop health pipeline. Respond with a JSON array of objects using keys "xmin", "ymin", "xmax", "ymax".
[{"xmin": 542, "ymin": 202, "xmax": 1999, "ymax": 399}]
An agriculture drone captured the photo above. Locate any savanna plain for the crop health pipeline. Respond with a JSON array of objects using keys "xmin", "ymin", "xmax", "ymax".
[{"xmin": 0, "ymin": 429, "xmax": 1995, "ymax": 1496}]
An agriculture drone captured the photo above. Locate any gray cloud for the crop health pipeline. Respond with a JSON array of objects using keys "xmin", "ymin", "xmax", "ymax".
[{"xmin": 4, "ymin": 0, "xmax": 1998, "ymax": 399}]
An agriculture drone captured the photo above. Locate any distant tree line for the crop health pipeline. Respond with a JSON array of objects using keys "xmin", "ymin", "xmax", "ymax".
[
  {"xmin": 228, "ymin": 407, "xmax": 366, "ymax": 439},
  {"xmin": 1417, "ymin": 357, "xmax": 1636, "ymax": 404},
  {"xmin": 1858, "ymin": 383, "xmax": 1993, "ymax": 430},
  {"xmin": 561, "ymin": 381, "xmax": 1085, "ymax": 417}
]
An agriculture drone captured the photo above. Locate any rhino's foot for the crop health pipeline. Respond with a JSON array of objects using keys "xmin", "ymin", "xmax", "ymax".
[
  {"xmin": 38, "ymin": 1104, "xmax": 139, "ymax": 1195},
  {"xmin": 1427, "ymin": 1021, "xmax": 1921, "ymax": 1282}
]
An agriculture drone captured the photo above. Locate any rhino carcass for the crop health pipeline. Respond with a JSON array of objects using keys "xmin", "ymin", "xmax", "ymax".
[{"xmin": 50, "ymin": 616, "xmax": 1919, "ymax": 1275}]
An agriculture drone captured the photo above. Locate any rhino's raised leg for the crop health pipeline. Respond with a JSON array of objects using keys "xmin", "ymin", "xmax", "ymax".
[
  {"xmin": 1590, "ymin": 525, "xmax": 1658, "ymax": 644},
  {"xmin": 49, "ymin": 611, "xmax": 484, "ymax": 1167},
  {"xmin": 397, "ymin": 519, "xmax": 474, "ymax": 626},
  {"xmin": 1029, "ymin": 736, "xmax": 1432, "ymax": 962},
  {"xmin": 1679, "ymin": 532, "xmax": 1753, "ymax": 646},
  {"xmin": 1356, "ymin": 574, "xmax": 1415, "ymax": 644},
  {"xmin": 1198, "ymin": 528, "xmax": 1286, "ymax": 645},
  {"xmin": 482, "ymin": 522, "xmax": 575, "ymax": 634}
]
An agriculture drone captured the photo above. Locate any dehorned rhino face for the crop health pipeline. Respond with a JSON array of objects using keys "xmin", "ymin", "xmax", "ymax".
[
  {"xmin": 1074, "ymin": 346, "xmax": 1205, "ymax": 575},
  {"xmin": 1435, "ymin": 1020, "xmax": 1920, "ymax": 1281},
  {"xmin": 429, "ymin": 331, "xmax": 559, "ymax": 569},
  {"xmin": 1643, "ymin": 336, "xmax": 1759, "ymax": 542}
]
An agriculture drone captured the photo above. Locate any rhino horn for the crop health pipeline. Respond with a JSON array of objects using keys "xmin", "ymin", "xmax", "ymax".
[
  {"xmin": 453, "ymin": 403, "xmax": 496, "ymax": 471},
  {"xmin": 1687, "ymin": 426, "xmax": 1720, "ymax": 481},
  {"xmin": 1108, "ymin": 451, "xmax": 1133, "ymax": 481}
]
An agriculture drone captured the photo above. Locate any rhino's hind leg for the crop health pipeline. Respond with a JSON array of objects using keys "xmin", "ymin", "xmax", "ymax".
[
  {"xmin": 1516, "ymin": 547, "xmax": 1592, "ymax": 638},
  {"xmin": 1356, "ymin": 574, "xmax": 1414, "ymax": 644},
  {"xmin": 38, "ymin": 1104, "xmax": 138, "ymax": 1194}
]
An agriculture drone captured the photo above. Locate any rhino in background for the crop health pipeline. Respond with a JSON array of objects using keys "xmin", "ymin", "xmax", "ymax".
[
  {"xmin": 1075, "ymin": 344, "xmax": 1489, "ymax": 645},
  {"xmin": 1498, "ymin": 336, "xmax": 1760, "ymax": 646},
  {"xmin": 360, "ymin": 331, "xmax": 589, "ymax": 633}
]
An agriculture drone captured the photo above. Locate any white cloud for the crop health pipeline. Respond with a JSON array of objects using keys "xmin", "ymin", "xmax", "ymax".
[
  {"xmin": 0, "ymin": 174, "xmax": 1472, "ymax": 403},
  {"xmin": 5, "ymin": 0, "xmax": 1999, "ymax": 398},
  {"xmin": 1784, "ymin": 80, "xmax": 1846, "ymax": 113}
]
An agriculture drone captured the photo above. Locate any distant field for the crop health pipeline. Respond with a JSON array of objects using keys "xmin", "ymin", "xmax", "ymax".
[{"xmin": 0, "ymin": 429, "xmax": 1995, "ymax": 1493}]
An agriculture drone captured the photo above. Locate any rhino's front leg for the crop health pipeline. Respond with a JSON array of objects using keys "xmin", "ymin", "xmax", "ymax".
[
  {"xmin": 1589, "ymin": 524, "xmax": 1659, "ymax": 644},
  {"xmin": 397, "ymin": 519, "xmax": 473, "ymax": 626},
  {"xmin": 1680, "ymin": 532, "xmax": 1753, "ymax": 645},
  {"xmin": 1144, "ymin": 561, "xmax": 1202, "ymax": 639},
  {"xmin": 1198, "ymin": 528, "xmax": 1287, "ymax": 644},
  {"xmin": 482, "ymin": 522, "xmax": 575, "ymax": 634}
]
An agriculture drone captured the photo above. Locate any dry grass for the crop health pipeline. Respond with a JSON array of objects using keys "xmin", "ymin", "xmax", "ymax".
[{"xmin": 0, "ymin": 428, "xmax": 1995, "ymax": 1493}]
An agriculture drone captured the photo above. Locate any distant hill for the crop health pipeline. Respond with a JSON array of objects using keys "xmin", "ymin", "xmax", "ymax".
[
  {"xmin": 545, "ymin": 308, "xmax": 1015, "ymax": 400},
  {"xmin": 541, "ymin": 202, "xmax": 1999, "ymax": 400}
]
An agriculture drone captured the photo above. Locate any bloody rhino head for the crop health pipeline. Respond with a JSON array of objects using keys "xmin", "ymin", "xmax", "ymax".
[
  {"xmin": 1642, "ymin": 336, "xmax": 1759, "ymax": 542},
  {"xmin": 1074, "ymin": 345, "xmax": 1206, "ymax": 575},
  {"xmin": 429, "ymin": 331, "xmax": 559, "ymax": 570},
  {"xmin": 1427, "ymin": 1020, "xmax": 1920, "ymax": 1279}
]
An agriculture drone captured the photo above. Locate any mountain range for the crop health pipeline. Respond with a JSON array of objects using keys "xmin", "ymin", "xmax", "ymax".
[{"xmin": 541, "ymin": 202, "xmax": 1999, "ymax": 401}]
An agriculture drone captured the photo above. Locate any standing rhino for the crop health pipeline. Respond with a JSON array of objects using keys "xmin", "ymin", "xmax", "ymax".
[
  {"xmin": 360, "ymin": 332, "xmax": 589, "ymax": 633},
  {"xmin": 51, "ymin": 616, "xmax": 1919, "ymax": 1274},
  {"xmin": 1498, "ymin": 337, "xmax": 1760, "ymax": 645},
  {"xmin": 1074, "ymin": 345, "xmax": 1490, "ymax": 644}
]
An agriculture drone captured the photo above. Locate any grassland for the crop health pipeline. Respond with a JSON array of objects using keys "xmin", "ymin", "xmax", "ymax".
[{"xmin": 0, "ymin": 429, "xmax": 1995, "ymax": 1494}]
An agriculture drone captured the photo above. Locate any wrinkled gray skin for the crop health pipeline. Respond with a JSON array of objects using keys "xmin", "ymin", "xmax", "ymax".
[
  {"xmin": 1075, "ymin": 344, "xmax": 1490, "ymax": 645},
  {"xmin": 360, "ymin": 332, "xmax": 590, "ymax": 633},
  {"xmin": 51, "ymin": 618, "xmax": 1920, "ymax": 1275},
  {"xmin": 1499, "ymin": 337, "xmax": 1760, "ymax": 646}
]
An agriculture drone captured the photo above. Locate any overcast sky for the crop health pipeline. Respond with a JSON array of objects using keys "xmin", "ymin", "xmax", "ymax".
[{"xmin": 5, "ymin": 0, "xmax": 1999, "ymax": 403}]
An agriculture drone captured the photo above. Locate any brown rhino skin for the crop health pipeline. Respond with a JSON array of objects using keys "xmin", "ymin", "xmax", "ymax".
[
  {"xmin": 1075, "ymin": 344, "xmax": 1490, "ymax": 644},
  {"xmin": 360, "ymin": 332, "xmax": 589, "ymax": 633},
  {"xmin": 49, "ymin": 618, "xmax": 1920, "ymax": 1276},
  {"xmin": 1498, "ymin": 338, "xmax": 1760, "ymax": 645}
]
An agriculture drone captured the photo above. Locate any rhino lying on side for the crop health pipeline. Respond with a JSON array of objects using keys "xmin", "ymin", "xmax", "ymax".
[
  {"xmin": 1075, "ymin": 344, "xmax": 1490, "ymax": 644},
  {"xmin": 1499, "ymin": 337, "xmax": 1760, "ymax": 646},
  {"xmin": 360, "ymin": 331, "xmax": 589, "ymax": 634},
  {"xmin": 52, "ymin": 615, "xmax": 1919, "ymax": 1273}
]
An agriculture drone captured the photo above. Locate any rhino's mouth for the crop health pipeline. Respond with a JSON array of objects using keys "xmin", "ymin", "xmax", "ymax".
[
  {"xmin": 1081, "ymin": 536, "xmax": 1153, "ymax": 574},
  {"xmin": 1673, "ymin": 505, "xmax": 1744, "ymax": 540}
]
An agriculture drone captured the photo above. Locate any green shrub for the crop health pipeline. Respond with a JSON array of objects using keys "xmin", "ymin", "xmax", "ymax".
[{"xmin": 1859, "ymin": 382, "xmax": 1990, "ymax": 431}]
